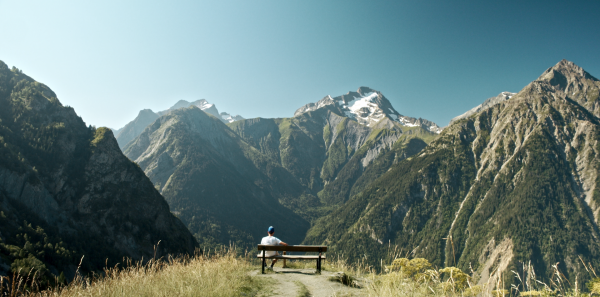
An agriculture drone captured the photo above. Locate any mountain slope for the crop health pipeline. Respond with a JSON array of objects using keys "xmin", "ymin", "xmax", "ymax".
[
  {"xmin": 304, "ymin": 60, "xmax": 600, "ymax": 289},
  {"xmin": 115, "ymin": 99, "xmax": 243, "ymax": 149},
  {"xmin": 228, "ymin": 88, "xmax": 439, "ymax": 214},
  {"xmin": 450, "ymin": 91, "xmax": 516, "ymax": 124},
  {"xmin": 115, "ymin": 109, "xmax": 159, "ymax": 148},
  {"xmin": 0, "ymin": 61, "xmax": 197, "ymax": 278},
  {"xmin": 120, "ymin": 86, "xmax": 438, "ymax": 250},
  {"xmin": 123, "ymin": 107, "xmax": 310, "ymax": 249}
]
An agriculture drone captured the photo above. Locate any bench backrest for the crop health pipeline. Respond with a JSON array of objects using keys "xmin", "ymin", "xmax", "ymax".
[{"xmin": 257, "ymin": 244, "xmax": 327, "ymax": 253}]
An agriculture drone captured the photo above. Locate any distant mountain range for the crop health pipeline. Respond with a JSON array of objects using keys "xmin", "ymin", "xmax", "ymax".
[
  {"xmin": 113, "ymin": 99, "xmax": 243, "ymax": 148},
  {"xmin": 120, "ymin": 86, "xmax": 439, "ymax": 250},
  {"xmin": 0, "ymin": 61, "xmax": 197, "ymax": 279}
]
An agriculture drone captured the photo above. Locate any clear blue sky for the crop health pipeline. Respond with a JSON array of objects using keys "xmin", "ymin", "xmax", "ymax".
[{"xmin": 1, "ymin": 0, "xmax": 599, "ymax": 129}]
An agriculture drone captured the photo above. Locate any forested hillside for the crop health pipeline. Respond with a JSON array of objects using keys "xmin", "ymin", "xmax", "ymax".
[
  {"xmin": 304, "ymin": 60, "xmax": 600, "ymax": 289},
  {"xmin": 0, "ymin": 61, "xmax": 197, "ymax": 281}
]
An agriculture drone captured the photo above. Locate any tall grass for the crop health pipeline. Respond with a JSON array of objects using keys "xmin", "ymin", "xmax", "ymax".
[
  {"xmin": 1, "ymin": 248, "xmax": 264, "ymax": 297},
  {"xmin": 2, "ymin": 246, "xmax": 596, "ymax": 296},
  {"xmin": 360, "ymin": 257, "xmax": 594, "ymax": 297}
]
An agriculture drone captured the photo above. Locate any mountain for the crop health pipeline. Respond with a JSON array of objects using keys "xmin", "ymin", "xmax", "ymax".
[
  {"xmin": 295, "ymin": 87, "xmax": 443, "ymax": 133},
  {"xmin": 450, "ymin": 91, "xmax": 516, "ymax": 124},
  {"xmin": 115, "ymin": 99, "xmax": 243, "ymax": 149},
  {"xmin": 115, "ymin": 109, "xmax": 159, "ymax": 148},
  {"xmin": 120, "ymin": 87, "xmax": 438, "ymax": 250},
  {"xmin": 230, "ymin": 87, "xmax": 439, "ymax": 208},
  {"xmin": 123, "ymin": 106, "xmax": 310, "ymax": 249},
  {"xmin": 220, "ymin": 112, "xmax": 244, "ymax": 123},
  {"xmin": 110, "ymin": 127, "xmax": 121, "ymax": 136},
  {"xmin": 0, "ymin": 61, "xmax": 197, "ymax": 279},
  {"xmin": 304, "ymin": 60, "xmax": 600, "ymax": 289}
]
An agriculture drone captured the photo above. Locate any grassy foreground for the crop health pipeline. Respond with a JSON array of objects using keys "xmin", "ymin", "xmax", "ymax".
[
  {"xmin": 1, "ymin": 249, "xmax": 264, "ymax": 297},
  {"xmin": 2, "ymin": 249, "xmax": 598, "ymax": 296}
]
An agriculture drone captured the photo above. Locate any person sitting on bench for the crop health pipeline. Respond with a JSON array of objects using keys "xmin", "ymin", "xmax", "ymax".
[{"xmin": 260, "ymin": 226, "xmax": 288, "ymax": 270}]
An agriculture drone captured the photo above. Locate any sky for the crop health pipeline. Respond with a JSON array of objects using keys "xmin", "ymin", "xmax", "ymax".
[{"xmin": 1, "ymin": 0, "xmax": 599, "ymax": 129}]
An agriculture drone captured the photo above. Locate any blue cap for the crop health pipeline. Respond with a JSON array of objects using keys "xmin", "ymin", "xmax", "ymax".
[{"xmin": 268, "ymin": 226, "xmax": 275, "ymax": 233}]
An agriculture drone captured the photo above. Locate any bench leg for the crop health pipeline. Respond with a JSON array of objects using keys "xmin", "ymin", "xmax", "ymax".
[
  {"xmin": 317, "ymin": 254, "xmax": 321, "ymax": 274},
  {"xmin": 262, "ymin": 251, "xmax": 265, "ymax": 274},
  {"xmin": 283, "ymin": 251, "xmax": 287, "ymax": 268}
]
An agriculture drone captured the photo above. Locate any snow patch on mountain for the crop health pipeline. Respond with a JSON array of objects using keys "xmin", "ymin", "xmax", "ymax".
[
  {"xmin": 220, "ymin": 112, "xmax": 244, "ymax": 123},
  {"xmin": 294, "ymin": 87, "xmax": 443, "ymax": 133},
  {"xmin": 157, "ymin": 99, "xmax": 244, "ymax": 124}
]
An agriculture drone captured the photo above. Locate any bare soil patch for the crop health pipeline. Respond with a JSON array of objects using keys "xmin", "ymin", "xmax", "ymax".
[{"xmin": 250, "ymin": 267, "xmax": 366, "ymax": 297}]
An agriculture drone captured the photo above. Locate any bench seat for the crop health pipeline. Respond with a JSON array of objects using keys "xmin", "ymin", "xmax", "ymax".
[
  {"xmin": 255, "ymin": 255, "xmax": 327, "ymax": 260},
  {"xmin": 258, "ymin": 244, "xmax": 327, "ymax": 274}
]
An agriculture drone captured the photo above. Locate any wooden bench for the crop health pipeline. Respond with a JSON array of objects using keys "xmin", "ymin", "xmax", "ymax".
[{"xmin": 257, "ymin": 244, "xmax": 327, "ymax": 274}]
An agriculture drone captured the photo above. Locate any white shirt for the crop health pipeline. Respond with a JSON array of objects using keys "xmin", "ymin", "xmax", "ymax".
[{"xmin": 259, "ymin": 235, "xmax": 282, "ymax": 257}]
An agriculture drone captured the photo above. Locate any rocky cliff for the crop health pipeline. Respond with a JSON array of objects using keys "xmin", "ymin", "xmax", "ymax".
[{"xmin": 0, "ymin": 61, "xmax": 197, "ymax": 278}]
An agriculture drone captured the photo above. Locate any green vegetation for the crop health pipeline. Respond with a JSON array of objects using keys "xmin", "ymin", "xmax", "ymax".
[
  {"xmin": 304, "ymin": 64, "xmax": 600, "ymax": 290},
  {"xmin": 294, "ymin": 280, "xmax": 311, "ymax": 297},
  {"xmin": 320, "ymin": 131, "xmax": 348, "ymax": 181},
  {"xmin": 0, "ymin": 60, "xmax": 197, "ymax": 284},
  {"xmin": 318, "ymin": 128, "xmax": 433, "ymax": 206},
  {"xmin": 125, "ymin": 108, "xmax": 311, "ymax": 253},
  {"xmin": 91, "ymin": 127, "xmax": 111, "ymax": 147},
  {"xmin": 2, "ymin": 249, "xmax": 265, "ymax": 297},
  {"xmin": 323, "ymin": 121, "xmax": 332, "ymax": 147},
  {"xmin": 4, "ymin": 251, "xmax": 593, "ymax": 296}
]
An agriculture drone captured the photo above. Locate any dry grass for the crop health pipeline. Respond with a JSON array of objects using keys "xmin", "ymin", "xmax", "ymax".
[
  {"xmin": 361, "ymin": 259, "xmax": 594, "ymax": 297},
  {"xmin": 1, "ymin": 249, "xmax": 264, "ymax": 297},
  {"xmin": 2, "ymin": 248, "xmax": 596, "ymax": 297}
]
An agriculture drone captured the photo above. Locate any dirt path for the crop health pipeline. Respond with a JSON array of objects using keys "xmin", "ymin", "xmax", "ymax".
[{"xmin": 251, "ymin": 267, "xmax": 367, "ymax": 297}]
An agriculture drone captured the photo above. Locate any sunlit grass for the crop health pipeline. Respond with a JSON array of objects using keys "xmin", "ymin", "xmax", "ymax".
[
  {"xmin": 2, "ymin": 248, "xmax": 596, "ymax": 296},
  {"xmin": 1, "ymin": 249, "xmax": 264, "ymax": 297}
]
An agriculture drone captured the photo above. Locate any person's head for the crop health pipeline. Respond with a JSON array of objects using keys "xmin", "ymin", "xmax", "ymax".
[{"xmin": 268, "ymin": 226, "xmax": 275, "ymax": 235}]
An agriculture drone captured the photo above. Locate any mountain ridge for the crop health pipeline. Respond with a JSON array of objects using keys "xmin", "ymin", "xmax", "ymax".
[
  {"xmin": 295, "ymin": 87, "xmax": 443, "ymax": 134},
  {"xmin": 115, "ymin": 99, "xmax": 244, "ymax": 148},
  {"xmin": 303, "ymin": 59, "xmax": 600, "ymax": 290},
  {"xmin": 450, "ymin": 91, "xmax": 516, "ymax": 124},
  {"xmin": 123, "ymin": 106, "xmax": 311, "ymax": 249}
]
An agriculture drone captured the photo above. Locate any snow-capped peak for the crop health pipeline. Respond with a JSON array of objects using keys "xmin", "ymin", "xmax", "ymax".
[
  {"xmin": 158, "ymin": 99, "xmax": 244, "ymax": 123},
  {"xmin": 294, "ymin": 87, "xmax": 442, "ymax": 133},
  {"xmin": 339, "ymin": 91, "xmax": 387, "ymax": 125},
  {"xmin": 220, "ymin": 112, "xmax": 244, "ymax": 123}
]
